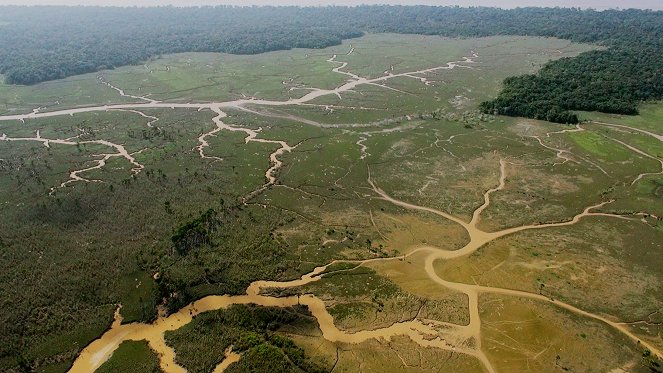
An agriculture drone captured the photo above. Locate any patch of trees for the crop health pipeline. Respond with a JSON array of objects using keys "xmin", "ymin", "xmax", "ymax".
[
  {"xmin": 165, "ymin": 304, "xmax": 327, "ymax": 373},
  {"xmin": 155, "ymin": 203, "xmax": 296, "ymax": 313},
  {"xmin": 480, "ymin": 46, "xmax": 663, "ymax": 123},
  {"xmin": 1, "ymin": 6, "xmax": 662, "ymax": 121},
  {"xmin": 227, "ymin": 335, "xmax": 327, "ymax": 373},
  {"xmin": 171, "ymin": 208, "xmax": 220, "ymax": 255},
  {"xmin": 96, "ymin": 341, "xmax": 161, "ymax": 373}
]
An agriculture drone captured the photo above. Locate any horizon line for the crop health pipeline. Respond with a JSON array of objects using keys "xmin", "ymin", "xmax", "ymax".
[{"xmin": 0, "ymin": 4, "xmax": 650, "ymax": 10}]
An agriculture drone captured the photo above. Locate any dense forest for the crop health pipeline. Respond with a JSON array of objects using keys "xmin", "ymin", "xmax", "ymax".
[
  {"xmin": 479, "ymin": 44, "xmax": 663, "ymax": 123},
  {"xmin": 0, "ymin": 6, "xmax": 662, "ymax": 122}
]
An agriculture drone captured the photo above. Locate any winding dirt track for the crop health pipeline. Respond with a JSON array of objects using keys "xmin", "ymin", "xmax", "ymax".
[
  {"xmin": 600, "ymin": 134, "xmax": 663, "ymax": 185},
  {"xmin": 2, "ymin": 51, "xmax": 660, "ymax": 372},
  {"xmin": 592, "ymin": 121, "xmax": 663, "ymax": 142},
  {"xmin": 369, "ymin": 160, "xmax": 662, "ymax": 365}
]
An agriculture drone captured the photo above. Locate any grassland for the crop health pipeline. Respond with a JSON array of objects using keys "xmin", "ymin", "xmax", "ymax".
[{"xmin": 0, "ymin": 34, "xmax": 660, "ymax": 373}]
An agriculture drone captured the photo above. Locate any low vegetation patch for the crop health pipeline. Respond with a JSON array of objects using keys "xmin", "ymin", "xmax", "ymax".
[{"xmin": 165, "ymin": 304, "xmax": 327, "ymax": 373}]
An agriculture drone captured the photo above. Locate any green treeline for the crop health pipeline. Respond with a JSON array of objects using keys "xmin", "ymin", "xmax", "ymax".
[
  {"xmin": 0, "ymin": 6, "xmax": 363, "ymax": 85},
  {"xmin": 1, "ymin": 6, "xmax": 662, "ymax": 122}
]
